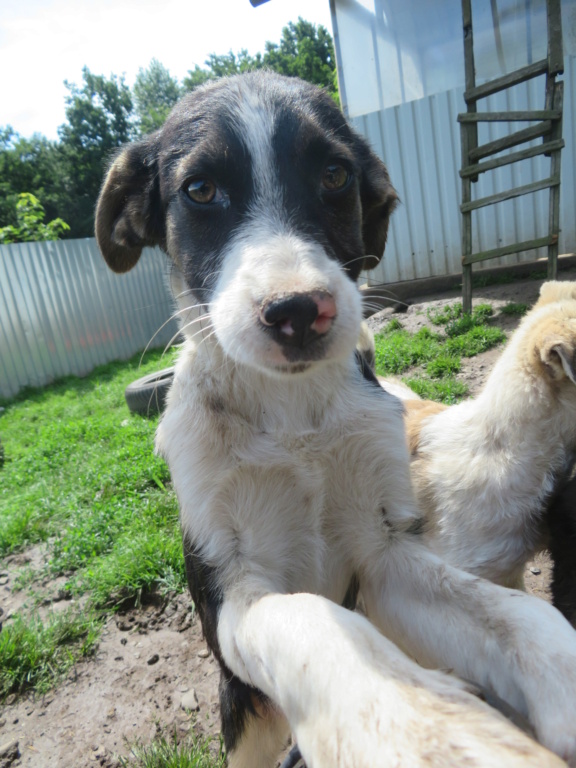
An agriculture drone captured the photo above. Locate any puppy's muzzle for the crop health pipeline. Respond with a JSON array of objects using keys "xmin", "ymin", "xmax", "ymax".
[{"xmin": 259, "ymin": 292, "xmax": 336, "ymax": 350}]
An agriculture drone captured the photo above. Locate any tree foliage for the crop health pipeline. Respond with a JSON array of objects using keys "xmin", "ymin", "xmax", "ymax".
[
  {"xmin": 262, "ymin": 19, "xmax": 338, "ymax": 97},
  {"xmin": 133, "ymin": 59, "xmax": 182, "ymax": 135},
  {"xmin": 182, "ymin": 19, "xmax": 337, "ymax": 100},
  {"xmin": 57, "ymin": 67, "xmax": 134, "ymax": 237},
  {"xmin": 0, "ymin": 128, "xmax": 67, "ymax": 233},
  {"xmin": 0, "ymin": 193, "xmax": 70, "ymax": 244}
]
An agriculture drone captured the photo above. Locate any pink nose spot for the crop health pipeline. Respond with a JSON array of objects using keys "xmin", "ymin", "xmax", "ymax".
[{"xmin": 311, "ymin": 295, "xmax": 337, "ymax": 335}]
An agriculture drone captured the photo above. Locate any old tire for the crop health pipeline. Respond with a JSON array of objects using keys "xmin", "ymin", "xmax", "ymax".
[{"xmin": 124, "ymin": 367, "xmax": 175, "ymax": 417}]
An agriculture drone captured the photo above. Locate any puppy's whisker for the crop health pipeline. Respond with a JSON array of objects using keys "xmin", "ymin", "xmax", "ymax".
[
  {"xmin": 160, "ymin": 310, "xmax": 212, "ymax": 352},
  {"xmin": 140, "ymin": 313, "xmax": 186, "ymax": 368},
  {"xmin": 342, "ymin": 254, "xmax": 370, "ymax": 270},
  {"xmin": 200, "ymin": 269, "xmax": 225, "ymax": 289},
  {"xmin": 181, "ymin": 317, "xmax": 216, "ymax": 343},
  {"xmin": 362, "ymin": 294, "xmax": 410, "ymax": 311},
  {"xmin": 361, "ymin": 289, "xmax": 408, "ymax": 302}
]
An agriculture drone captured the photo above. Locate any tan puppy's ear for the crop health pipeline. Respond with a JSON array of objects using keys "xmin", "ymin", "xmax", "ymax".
[
  {"xmin": 95, "ymin": 136, "xmax": 164, "ymax": 273},
  {"xmin": 541, "ymin": 337, "xmax": 576, "ymax": 384}
]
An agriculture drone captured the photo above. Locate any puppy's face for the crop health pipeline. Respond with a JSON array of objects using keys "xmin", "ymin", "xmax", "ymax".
[{"xmin": 96, "ymin": 73, "xmax": 397, "ymax": 375}]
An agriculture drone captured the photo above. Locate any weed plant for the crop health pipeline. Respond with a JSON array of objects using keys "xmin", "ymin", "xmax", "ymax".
[
  {"xmin": 119, "ymin": 733, "xmax": 225, "ymax": 768},
  {"xmin": 501, "ymin": 302, "xmax": 528, "ymax": 316},
  {"xmin": 0, "ymin": 608, "xmax": 101, "ymax": 698}
]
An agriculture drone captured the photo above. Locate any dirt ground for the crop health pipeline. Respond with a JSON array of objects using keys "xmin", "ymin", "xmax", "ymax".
[{"xmin": 0, "ymin": 273, "xmax": 571, "ymax": 768}]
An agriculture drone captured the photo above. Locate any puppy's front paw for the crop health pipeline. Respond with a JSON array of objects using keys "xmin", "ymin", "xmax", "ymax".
[
  {"xmin": 295, "ymin": 665, "xmax": 562, "ymax": 768},
  {"xmin": 526, "ymin": 660, "xmax": 576, "ymax": 766},
  {"xmin": 512, "ymin": 606, "xmax": 576, "ymax": 765}
]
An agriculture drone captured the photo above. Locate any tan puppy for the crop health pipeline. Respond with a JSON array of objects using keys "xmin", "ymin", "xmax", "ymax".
[{"xmin": 380, "ymin": 281, "xmax": 576, "ymax": 595}]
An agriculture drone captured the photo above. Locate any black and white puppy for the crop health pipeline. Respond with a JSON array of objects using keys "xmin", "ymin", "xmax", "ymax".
[{"xmin": 96, "ymin": 72, "xmax": 576, "ymax": 767}]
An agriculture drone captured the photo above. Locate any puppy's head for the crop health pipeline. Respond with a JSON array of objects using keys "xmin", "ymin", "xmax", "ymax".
[
  {"xmin": 535, "ymin": 281, "xmax": 576, "ymax": 309},
  {"xmin": 96, "ymin": 72, "xmax": 397, "ymax": 375}
]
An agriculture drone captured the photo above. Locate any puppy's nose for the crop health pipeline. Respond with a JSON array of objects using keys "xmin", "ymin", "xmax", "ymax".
[{"xmin": 260, "ymin": 292, "xmax": 336, "ymax": 349}]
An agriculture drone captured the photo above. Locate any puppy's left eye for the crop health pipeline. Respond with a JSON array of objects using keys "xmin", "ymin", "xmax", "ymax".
[
  {"xmin": 322, "ymin": 164, "xmax": 351, "ymax": 192},
  {"xmin": 185, "ymin": 179, "xmax": 224, "ymax": 205}
]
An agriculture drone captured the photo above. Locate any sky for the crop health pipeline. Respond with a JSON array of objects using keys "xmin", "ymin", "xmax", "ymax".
[{"xmin": 0, "ymin": 0, "xmax": 334, "ymax": 140}]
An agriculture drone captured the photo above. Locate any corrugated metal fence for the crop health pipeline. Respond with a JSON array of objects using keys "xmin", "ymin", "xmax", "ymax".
[
  {"xmin": 2, "ymin": 58, "xmax": 576, "ymax": 398},
  {"xmin": 0, "ymin": 239, "xmax": 178, "ymax": 399},
  {"xmin": 353, "ymin": 55, "xmax": 576, "ymax": 286}
]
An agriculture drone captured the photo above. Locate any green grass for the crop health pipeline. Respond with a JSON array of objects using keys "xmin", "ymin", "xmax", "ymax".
[
  {"xmin": 0, "ymin": 608, "xmax": 101, "ymax": 699},
  {"xmin": 403, "ymin": 377, "xmax": 469, "ymax": 404},
  {"xmin": 374, "ymin": 326, "xmax": 442, "ymax": 374},
  {"xmin": 119, "ymin": 733, "xmax": 225, "ymax": 768},
  {"xmin": 374, "ymin": 302, "xmax": 506, "ymax": 404},
  {"xmin": 501, "ymin": 302, "xmax": 529, "ymax": 316},
  {"xmin": 427, "ymin": 303, "xmax": 463, "ymax": 326},
  {"xmin": 0, "ymin": 347, "xmax": 188, "ymax": 701}
]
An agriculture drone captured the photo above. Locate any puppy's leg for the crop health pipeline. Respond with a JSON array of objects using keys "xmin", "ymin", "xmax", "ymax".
[
  {"xmin": 183, "ymin": 537, "xmax": 289, "ymax": 767},
  {"xmin": 360, "ymin": 537, "xmax": 576, "ymax": 765},
  {"xmin": 219, "ymin": 670, "xmax": 289, "ymax": 768},
  {"xmin": 216, "ymin": 590, "xmax": 563, "ymax": 768}
]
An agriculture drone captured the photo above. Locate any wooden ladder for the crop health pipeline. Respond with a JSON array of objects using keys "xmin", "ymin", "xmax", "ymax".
[{"xmin": 459, "ymin": 0, "xmax": 564, "ymax": 313}]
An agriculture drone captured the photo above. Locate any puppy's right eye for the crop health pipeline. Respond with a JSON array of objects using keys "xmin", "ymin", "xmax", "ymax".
[
  {"xmin": 184, "ymin": 178, "xmax": 221, "ymax": 204},
  {"xmin": 322, "ymin": 163, "xmax": 351, "ymax": 192}
]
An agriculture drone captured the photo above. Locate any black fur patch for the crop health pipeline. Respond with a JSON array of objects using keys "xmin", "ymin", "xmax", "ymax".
[
  {"xmin": 341, "ymin": 573, "xmax": 360, "ymax": 611},
  {"xmin": 354, "ymin": 349, "xmax": 383, "ymax": 391},
  {"xmin": 546, "ymin": 474, "xmax": 576, "ymax": 626},
  {"xmin": 182, "ymin": 537, "xmax": 273, "ymax": 752},
  {"xmin": 271, "ymin": 97, "xmax": 366, "ymax": 281},
  {"xmin": 158, "ymin": 99, "xmax": 255, "ymax": 305}
]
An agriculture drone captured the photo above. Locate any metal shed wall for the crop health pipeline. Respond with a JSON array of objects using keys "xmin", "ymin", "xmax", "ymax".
[{"xmin": 353, "ymin": 55, "xmax": 576, "ymax": 286}]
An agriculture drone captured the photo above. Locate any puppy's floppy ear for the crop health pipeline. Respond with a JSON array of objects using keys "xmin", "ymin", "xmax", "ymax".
[
  {"xmin": 95, "ymin": 136, "xmax": 164, "ymax": 273},
  {"xmin": 541, "ymin": 336, "xmax": 576, "ymax": 384},
  {"xmin": 356, "ymin": 139, "xmax": 399, "ymax": 272}
]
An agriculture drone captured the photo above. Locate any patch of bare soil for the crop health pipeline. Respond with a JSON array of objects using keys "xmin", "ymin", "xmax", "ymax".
[
  {"xmin": 0, "ymin": 584, "xmax": 221, "ymax": 768},
  {"xmin": 1, "ymin": 273, "xmax": 570, "ymax": 767}
]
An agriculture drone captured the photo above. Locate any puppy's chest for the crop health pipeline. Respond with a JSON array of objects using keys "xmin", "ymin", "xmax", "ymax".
[
  {"xmin": 169, "ymin": 358, "xmax": 394, "ymax": 510},
  {"xmin": 227, "ymin": 391, "xmax": 383, "ymax": 472},
  {"xmin": 226, "ymin": 413, "xmax": 364, "ymax": 474}
]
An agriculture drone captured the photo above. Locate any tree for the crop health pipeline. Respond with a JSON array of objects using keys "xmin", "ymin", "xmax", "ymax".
[
  {"xmin": 0, "ymin": 128, "xmax": 67, "ymax": 229},
  {"xmin": 182, "ymin": 65, "xmax": 214, "ymax": 92},
  {"xmin": 133, "ymin": 59, "xmax": 181, "ymax": 136},
  {"xmin": 58, "ymin": 67, "xmax": 134, "ymax": 236},
  {"xmin": 262, "ymin": 19, "xmax": 338, "ymax": 100},
  {"xmin": 182, "ymin": 50, "xmax": 262, "ymax": 90},
  {"xmin": 183, "ymin": 18, "xmax": 337, "ymax": 100},
  {"xmin": 0, "ymin": 193, "xmax": 70, "ymax": 244}
]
